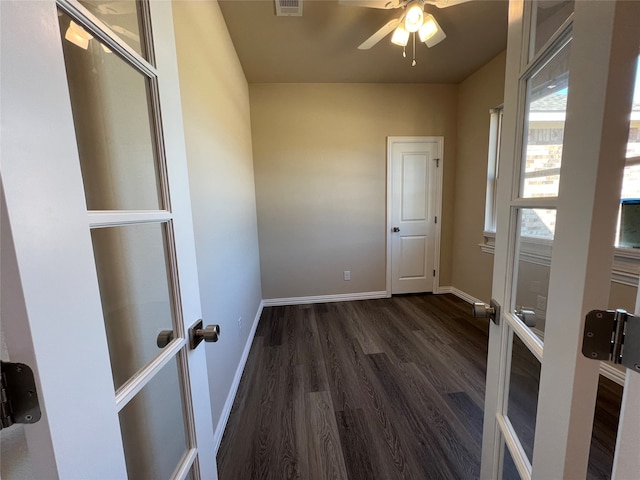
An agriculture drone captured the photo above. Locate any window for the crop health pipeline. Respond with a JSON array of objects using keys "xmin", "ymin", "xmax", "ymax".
[{"xmin": 484, "ymin": 107, "xmax": 503, "ymax": 233}]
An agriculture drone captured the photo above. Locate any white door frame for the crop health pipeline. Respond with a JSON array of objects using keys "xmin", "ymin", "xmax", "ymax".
[
  {"xmin": 481, "ymin": 1, "xmax": 640, "ymax": 479},
  {"xmin": 386, "ymin": 136, "xmax": 443, "ymax": 296}
]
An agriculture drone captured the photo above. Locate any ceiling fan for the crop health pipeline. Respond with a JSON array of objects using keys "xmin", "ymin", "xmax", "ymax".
[{"xmin": 340, "ymin": 0, "xmax": 471, "ymax": 59}]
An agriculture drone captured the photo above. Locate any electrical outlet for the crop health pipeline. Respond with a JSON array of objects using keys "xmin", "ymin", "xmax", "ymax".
[
  {"xmin": 343, "ymin": 270, "xmax": 351, "ymax": 281},
  {"xmin": 537, "ymin": 295, "xmax": 547, "ymax": 311}
]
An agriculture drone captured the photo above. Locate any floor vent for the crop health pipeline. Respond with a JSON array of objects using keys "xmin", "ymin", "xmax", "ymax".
[{"xmin": 275, "ymin": 0, "xmax": 303, "ymax": 16}]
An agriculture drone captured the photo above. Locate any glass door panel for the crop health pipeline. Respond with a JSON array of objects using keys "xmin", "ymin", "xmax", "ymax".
[
  {"xmin": 512, "ymin": 208, "xmax": 555, "ymax": 339},
  {"xmin": 521, "ymin": 40, "xmax": 571, "ymax": 199},
  {"xmin": 77, "ymin": 0, "xmax": 148, "ymax": 59},
  {"xmin": 91, "ymin": 222, "xmax": 177, "ymax": 389},
  {"xmin": 506, "ymin": 332, "xmax": 541, "ymax": 464},
  {"xmin": 618, "ymin": 60, "xmax": 640, "ymax": 247},
  {"xmin": 502, "ymin": 442, "xmax": 521, "ymax": 480},
  {"xmin": 58, "ymin": 10, "xmax": 163, "ymax": 211},
  {"xmin": 587, "ymin": 376, "xmax": 623, "ymax": 479},
  {"xmin": 118, "ymin": 355, "xmax": 190, "ymax": 479}
]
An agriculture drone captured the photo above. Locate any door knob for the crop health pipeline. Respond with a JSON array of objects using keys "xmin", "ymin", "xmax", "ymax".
[
  {"xmin": 196, "ymin": 324, "xmax": 220, "ymax": 342},
  {"xmin": 393, "ymin": 227, "xmax": 400, "ymax": 232},
  {"xmin": 156, "ymin": 330, "xmax": 174, "ymax": 348},
  {"xmin": 472, "ymin": 299, "xmax": 501, "ymax": 325},
  {"xmin": 189, "ymin": 319, "xmax": 221, "ymax": 349},
  {"xmin": 515, "ymin": 307, "xmax": 536, "ymax": 327},
  {"xmin": 473, "ymin": 302, "xmax": 495, "ymax": 317}
]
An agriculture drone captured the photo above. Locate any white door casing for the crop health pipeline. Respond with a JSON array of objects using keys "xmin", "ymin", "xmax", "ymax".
[
  {"xmin": 481, "ymin": 1, "xmax": 640, "ymax": 480},
  {"xmin": 387, "ymin": 137, "xmax": 443, "ymax": 295},
  {"xmin": 1, "ymin": 1, "xmax": 216, "ymax": 478}
]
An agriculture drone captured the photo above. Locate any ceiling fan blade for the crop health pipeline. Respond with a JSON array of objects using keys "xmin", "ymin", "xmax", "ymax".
[
  {"xmin": 423, "ymin": 14, "xmax": 446, "ymax": 47},
  {"xmin": 339, "ymin": 0, "xmax": 403, "ymax": 9},
  {"xmin": 358, "ymin": 18, "xmax": 401, "ymax": 50},
  {"xmin": 425, "ymin": 0, "xmax": 472, "ymax": 8}
]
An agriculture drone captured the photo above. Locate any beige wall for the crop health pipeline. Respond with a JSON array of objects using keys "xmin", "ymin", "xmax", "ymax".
[
  {"xmin": 451, "ymin": 52, "xmax": 506, "ymax": 301},
  {"xmin": 609, "ymin": 282, "xmax": 638, "ymax": 311},
  {"xmin": 172, "ymin": 0, "xmax": 262, "ymax": 444},
  {"xmin": 250, "ymin": 83, "xmax": 458, "ymax": 299}
]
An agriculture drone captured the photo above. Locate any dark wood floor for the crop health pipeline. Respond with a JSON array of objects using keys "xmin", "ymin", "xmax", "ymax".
[{"xmin": 217, "ymin": 294, "xmax": 622, "ymax": 480}]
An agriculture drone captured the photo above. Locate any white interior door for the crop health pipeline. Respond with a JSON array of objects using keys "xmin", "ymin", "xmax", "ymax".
[
  {"xmin": 481, "ymin": 1, "xmax": 640, "ymax": 479},
  {"xmin": 387, "ymin": 136, "xmax": 442, "ymax": 295},
  {"xmin": 1, "ymin": 1, "xmax": 216, "ymax": 478}
]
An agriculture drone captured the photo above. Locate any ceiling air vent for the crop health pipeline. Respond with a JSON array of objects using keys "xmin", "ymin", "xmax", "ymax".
[{"xmin": 275, "ymin": 0, "xmax": 303, "ymax": 16}]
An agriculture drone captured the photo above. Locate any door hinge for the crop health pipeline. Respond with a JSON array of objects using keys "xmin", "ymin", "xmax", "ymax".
[
  {"xmin": 1, "ymin": 361, "xmax": 41, "ymax": 429},
  {"xmin": 582, "ymin": 309, "xmax": 640, "ymax": 374},
  {"xmin": 433, "ymin": 269, "xmax": 436, "ymax": 277},
  {"xmin": 434, "ymin": 216, "xmax": 437, "ymax": 224},
  {"xmin": 435, "ymin": 158, "xmax": 440, "ymax": 168}
]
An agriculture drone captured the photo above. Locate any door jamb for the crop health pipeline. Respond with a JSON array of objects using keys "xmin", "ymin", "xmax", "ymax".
[{"xmin": 386, "ymin": 136, "xmax": 444, "ymax": 296}]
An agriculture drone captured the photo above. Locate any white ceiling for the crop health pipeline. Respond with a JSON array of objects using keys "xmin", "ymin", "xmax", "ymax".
[{"xmin": 218, "ymin": 0, "xmax": 508, "ymax": 84}]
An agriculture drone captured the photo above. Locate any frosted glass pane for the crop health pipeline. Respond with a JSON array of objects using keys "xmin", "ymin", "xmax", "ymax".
[
  {"xmin": 91, "ymin": 223, "xmax": 176, "ymax": 390},
  {"xmin": 119, "ymin": 356, "xmax": 188, "ymax": 479},
  {"xmin": 58, "ymin": 10, "xmax": 162, "ymax": 211}
]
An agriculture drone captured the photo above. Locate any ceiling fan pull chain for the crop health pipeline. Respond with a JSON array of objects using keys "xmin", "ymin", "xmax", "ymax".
[{"xmin": 411, "ymin": 32, "xmax": 417, "ymax": 66}]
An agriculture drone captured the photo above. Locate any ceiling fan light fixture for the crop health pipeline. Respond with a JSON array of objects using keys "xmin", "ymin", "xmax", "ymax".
[
  {"xmin": 423, "ymin": 14, "xmax": 446, "ymax": 47},
  {"xmin": 418, "ymin": 14, "xmax": 438, "ymax": 42},
  {"xmin": 65, "ymin": 20, "xmax": 93, "ymax": 50},
  {"xmin": 391, "ymin": 24, "xmax": 410, "ymax": 46},
  {"xmin": 404, "ymin": 0, "xmax": 424, "ymax": 33}
]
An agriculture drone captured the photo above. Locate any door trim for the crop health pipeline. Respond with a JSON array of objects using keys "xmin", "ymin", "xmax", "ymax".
[{"xmin": 385, "ymin": 136, "xmax": 443, "ymax": 296}]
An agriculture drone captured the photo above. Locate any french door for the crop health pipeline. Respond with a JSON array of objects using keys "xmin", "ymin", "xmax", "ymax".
[
  {"xmin": 481, "ymin": 1, "xmax": 640, "ymax": 479},
  {"xmin": 1, "ymin": 1, "xmax": 216, "ymax": 478}
]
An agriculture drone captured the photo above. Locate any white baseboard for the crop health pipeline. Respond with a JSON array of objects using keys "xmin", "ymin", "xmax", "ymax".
[
  {"xmin": 436, "ymin": 285, "xmax": 453, "ymax": 295},
  {"xmin": 438, "ymin": 286, "xmax": 483, "ymax": 305},
  {"xmin": 213, "ymin": 300, "xmax": 264, "ymax": 453},
  {"xmin": 263, "ymin": 291, "xmax": 388, "ymax": 307},
  {"xmin": 599, "ymin": 361, "xmax": 626, "ymax": 386}
]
